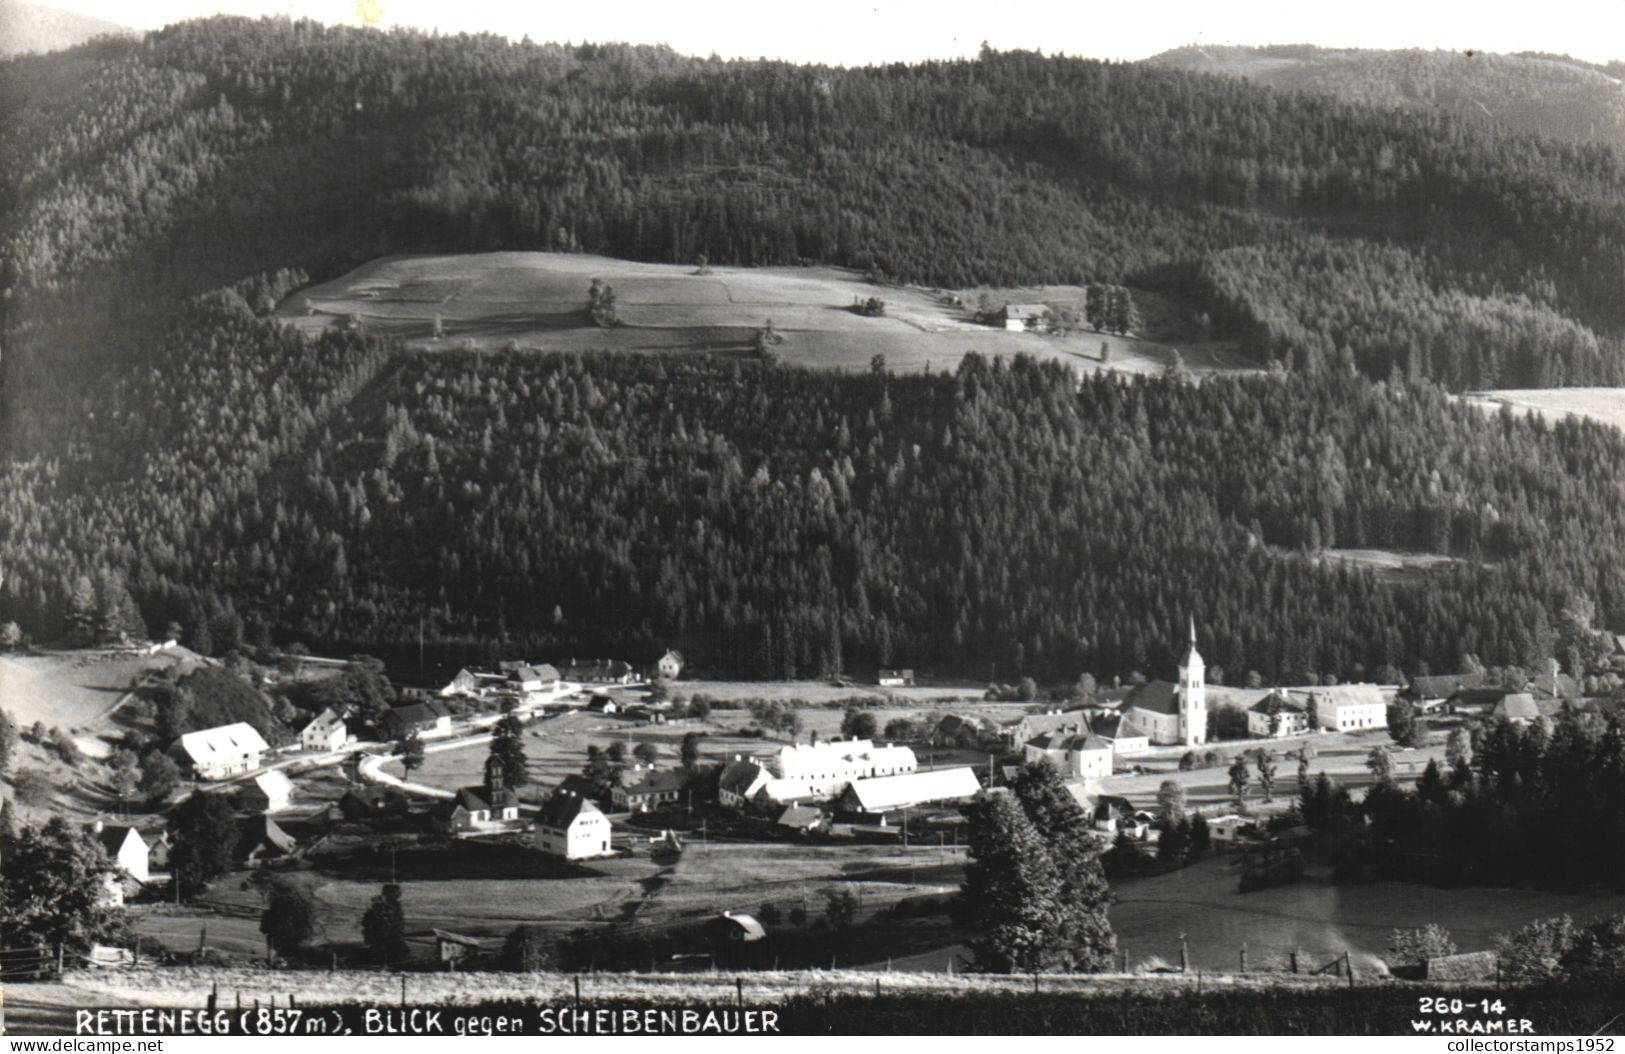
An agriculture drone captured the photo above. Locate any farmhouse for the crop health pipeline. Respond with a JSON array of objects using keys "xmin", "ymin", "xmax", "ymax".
[
  {"xmin": 586, "ymin": 695, "xmax": 618, "ymax": 715},
  {"xmin": 299, "ymin": 708, "xmax": 350, "ymax": 752},
  {"xmin": 385, "ymin": 699, "xmax": 454, "ymax": 739},
  {"xmin": 1001, "ymin": 303, "xmax": 1050, "ymax": 331},
  {"xmin": 655, "ymin": 650, "xmax": 684, "ymax": 680},
  {"xmin": 239, "ymin": 769, "xmax": 293, "ymax": 813},
  {"xmin": 1091, "ymin": 796, "xmax": 1149, "ymax": 837},
  {"xmin": 768, "ymin": 738, "xmax": 917, "ymax": 797},
  {"xmin": 534, "ymin": 790, "xmax": 611, "ymax": 860},
  {"xmin": 1087, "ymin": 712, "xmax": 1151, "ymax": 754},
  {"xmin": 1002, "ymin": 708, "xmax": 1095, "ymax": 747},
  {"xmin": 612, "ymin": 766, "xmax": 689, "ymax": 812},
  {"xmin": 1247, "ymin": 691, "xmax": 1310, "ymax": 738},
  {"xmin": 94, "ymin": 823, "xmax": 151, "ymax": 885},
  {"xmin": 839, "ymin": 765, "xmax": 981, "ymax": 818},
  {"xmin": 1404, "ymin": 672, "xmax": 1485, "ymax": 712},
  {"xmin": 1023, "ymin": 730, "xmax": 1113, "ymax": 780},
  {"xmin": 1296, "ymin": 684, "xmax": 1387, "ymax": 731},
  {"xmin": 440, "ymin": 667, "xmax": 480, "ymax": 697},
  {"xmin": 1492, "ymin": 693, "xmax": 1540, "ymax": 725},
  {"xmin": 878, "ymin": 668, "xmax": 914, "ymax": 687},
  {"xmin": 169, "ymin": 722, "xmax": 270, "ymax": 780},
  {"xmin": 1121, "ymin": 621, "xmax": 1208, "ymax": 746},
  {"xmin": 404, "ymin": 929, "xmax": 484, "ymax": 968},
  {"xmin": 506, "ymin": 663, "xmax": 561, "ymax": 694},
  {"xmin": 718, "ymin": 759, "xmax": 771, "ymax": 810},
  {"xmin": 564, "ymin": 659, "xmax": 639, "ymax": 685},
  {"xmin": 753, "ymin": 778, "xmax": 823, "ymax": 808}
]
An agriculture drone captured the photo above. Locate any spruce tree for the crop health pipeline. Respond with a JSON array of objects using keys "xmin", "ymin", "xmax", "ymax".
[
  {"xmin": 1009, "ymin": 761, "xmax": 1117, "ymax": 971},
  {"xmin": 488, "ymin": 697, "xmax": 528, "ymax": 789},
  {"xmin": 956, "ymin": 789, "xmax": 1069, "ymax": 973}
]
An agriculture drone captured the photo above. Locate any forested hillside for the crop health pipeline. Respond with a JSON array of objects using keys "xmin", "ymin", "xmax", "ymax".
[
  {"xmin": 1147, "ymin": 44, "xmax": 1625, "ymax": 148},
  {"xmin": 7, "ymin": 20, "xmax": 1625, "ymax": 682}
]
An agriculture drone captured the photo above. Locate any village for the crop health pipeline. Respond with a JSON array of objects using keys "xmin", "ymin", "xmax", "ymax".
[{"xmin": 14, "ymin": 614, "xmax": 1625, "ymax": 978}]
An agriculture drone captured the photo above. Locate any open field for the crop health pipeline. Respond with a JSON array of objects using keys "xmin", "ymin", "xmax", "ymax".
[
  {"xmin": 1461, "ymin": 387, "xmax": 1625, "ymax": 431},
  {"xmin": 0, "ymin": 645, "xmax": 205, "ymax": 739},
  {"xmin": 1111, "ymin": 856, "xmax": 1625, "ymax": 973},
  {"xmin": 277, "ymin": 253, "xmax": 1254, "ymax": 376}
]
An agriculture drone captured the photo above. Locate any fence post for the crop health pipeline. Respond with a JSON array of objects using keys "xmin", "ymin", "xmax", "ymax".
[
  {"xmin": 1240, "ymin": 944, "xmax": 1247, "ymax": 973},
  {"xmin": 1290, "ymin": 950, "xmax": 1299, "ymax": 974},
  {"xmin": 573, "ymin": 975, "xmax": 581, "ymax": 1009},
  {"xmin": 1345, "ymin": 951, "xmax": 1354, "ymax": 987},
  {"xmin": 400, "ymin": 974, "xmax": 407, "ymax": 1007}
]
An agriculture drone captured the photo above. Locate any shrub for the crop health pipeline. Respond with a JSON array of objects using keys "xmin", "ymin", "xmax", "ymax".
[{"xmin": 501, "ymin": 924, "xmax": 555, "ymax": 971}]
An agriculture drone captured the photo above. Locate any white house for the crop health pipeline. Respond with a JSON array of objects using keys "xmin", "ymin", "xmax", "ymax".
[
  {"xmin": 534, "ymin": 790, "xmax": 611, "ymax": 859},
  {"xmin": 95, "ymin": 823, "xmax": 151, "ymax": 884},
  {"xmin": 655, "ymin": 650, "xmax": 684, "ymax": 680},
  {"xmin": 299, "ymin": 708, "xmax": 350, "ymax": 752},
  {"xmin": 1295, "ymin": 684, "xmax": 1388, "ymax": 732},
  {"xmin": 1247, "ymin": 692, "xmax": 1310, "ymax": 738},
  {"xmin": 769, "ymin": 738, "xmax": 917, "ymax": 798},
  {"xmin": 1023, "ymin": 730, "xmax": 1113, "ymax": 780},
  {"xmin": 239, "ymin": 769, "xmax": 293, "ymax": 813},
  {"xmin": 1121, "ymin": 621, "xmax": 1208, "ymax": 747},
  {"xmin": 839, "ymin": 766, "xmax": 982, "ymax": 817},
  {"xmin": 385, "ymin": 700, "xmax": 455, "ymax": 739},
  {"xmin": 1002, "ymin": 304, "xmax": 1050, "ymax": 331},
  {"xmin": 878, "ymin": 668, "xmax": 914, "ymax": 687},
  {"xmin": 169, "ymin": 722, "xmax": 270, "ymax": 780}
]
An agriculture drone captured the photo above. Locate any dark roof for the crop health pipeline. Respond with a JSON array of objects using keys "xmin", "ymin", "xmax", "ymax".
[
  {"xmin": 719, "ymin": 760, "xmax": 766, "ymax": 794},
  {"xmin": 1123, "ymin": 680, "xmax": 1179, "ymax": 716},
  {"xmin": 1027, "ymin": 730, "xmax": 1112, "ymax": 753},
  {"xmin": 405, "ymin": 928, "xmax": 483, "ymax": 949},
  {"xmin": 537, "ymin": 789, "xmax": 599, "ymax": 828},
  {"xmin": 1248, "ymin": 691, "xmax": 1305, "ymax": 714},
  {"xmin": 453, "ymin": 787, "xmax": 490, "ymax": 812},
  {"xmin": 556, "ymin": 774, "xmax": 610, "ymax": 801},
  {"xmin": 235, "ymin": 816, "xmax": 296, "ymax": 860},
  {"xmin": 1449, "ymin": 687, "xmax": 1510, "ymax": 708},
  {"xmin": 1088, "ymin": 712, "xmax": 1148, "ymax": 739},
  {"xmin": 96, "ymin": 825, "xmax": 143, "ymax": 856},
  {"xmin": 618, "ymin": 768, "xmax": 690, "ymax": 797},
  {"xmin": 391, "ymin": 700, "xmax": 451, "ymax": 725},
  {"xmin": 1410, "ymin": 672, "xmax": 1485, "ymax": 699}
]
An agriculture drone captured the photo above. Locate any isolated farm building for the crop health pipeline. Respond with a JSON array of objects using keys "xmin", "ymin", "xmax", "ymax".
[
  {"xmin": 534, "ymin": 789, "xmax": 611, "ymax": 859},
  {"xmin": 655, "ymin": 650, "xmax": 684, "ymax": 680},
  {"xmin": 94, "ymin": 822, "xmax": 152, "ymax": 885},
  {"xmin": 1086, "ymin": 712, "xmax": 1151, "ymax": 754},
  {"xmin": 1092, "ymin": 795, "xmax": 1150, "ymax": 838},
  {"xmin": 776, "ymin": 804, "xmax": 827, "ymax": 833},
  {"xmin": 718, "ymin": 759, "xmax": 771, "ymax": 810},
  {"xmin": 768, "ymin": 738, "xmax": 917, "ymax": 797},
  {"xmin": 586, "ymin": 695, "xmax": 618, "ymax": 715},
  {"xmin": 1024, "ymin": 729, "xmax": 1113, "ymax": 780},
  {"xmin": 1001, "ymin": 303, "xmax": 1050, "ymax": 331},
  {"xmin": 239, "ymin": 769, "xmax": 293, "ymax": 813},
  {"xmin": 1492, "ymin": 693, "xmax": 1541, "ymax": 725},
  {"xmin": 404, "ymin": 929, "xmax": 484, "ymax": 968},
  {"xmin": 235, "ymin": 815, "xmax": 297, "ymax": 865},
  {"xmin": 1206, "ymin": 814, "xmax": 1257, "ymax": 844},
  {"xmin": 839, "ymin": 766, "xmax": 981, "ymax": 818},
  {"xmin": 299, "ymin": 708, "xmax": 350, "ymax": 752},
  {"xmin": 564, "ymin": 659, "xmax": 638, "ymax": 685},
  {"xmin": 706, "ymin": 910, "xmax": 767, "ymax": 943},
  {"xmin": 384, "ymin": 699, "xmax": 453, "ymax": 739},
  {"xmin": 169, "ymin": 722, "xmax": 270, "ymax": 780},
  {"xmin": 1247, "ymin": 692, "xmax": 1310, "ymax": 738},
  {"xmin": 612, "ymin": 766, "xmax": 689, "ymax": 812},
  {"xmin": 1295, "ymin": 684, "xmax": 1388, "ymax": 731},
  {"xmin": 878, "ymin": 668, "xmax": 914, "ymax": 687},
  {"xmin": 440, "ymin": 667, "xmax": 481, "ymax": 697}
]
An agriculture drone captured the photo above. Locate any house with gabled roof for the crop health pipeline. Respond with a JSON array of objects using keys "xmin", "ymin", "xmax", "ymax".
[
  {"xmin": 838, "ymin": 766, "xmax": 981, "ymax": 819},
  {"xmin": 655, "ymin": 650, "xmax": 684, "ymax": 680},
  {"xmin": 384, "ymin": 699, "xmax": 454, "ymax": 739},
  {"xmin": 239, "ymin": 769, "xmax": 293, "ymax": 813},
  {"xmin": 236, "ymin": 815, "xmax": 297, "ymax": 865},
  {"xmin": 534, "ymin": 789, "xmax": 610, "ymax": 859},
  {"xmin": 169, "ymin": 722, "xmax": 270, "ymax": 781},
  {"xmin": 611, "ymin": 766, "xmax": 689, "ymax": 812},
  {"xmin": 767, "ymin": 738, "xmax": 916, "ymax": 798},
  {"xmin": 718, "ymin": 759, "xmax": 771, "ymax": 810},
  {"xmin": 94, "ymin": 822, "xmax": 152, "ymax": 885},
  {"xmin": 1087, "ymin": 712, "xmax": 1151, "ymax": 754},
  {"xmin": 1024, "ymin": 729, "xmax": 1113, "ymax": 780},
  {"xmin": 1001, "ymin": 303, "xmax": 1051, "ymax": 331},
  {"xmin": 1247, "ymin": 691, "xmax": 1310, "ymax": 738},
  {"xmin": 1293, "ymin": 683, "xmax": 1388, "ymax": 731},
  {"xmin": 1492, "ymin": 693, "xmax": 1540, "ymax": 725},
  {"xmin": 433, "ymin": 774, "xmax": 521, "ymax": 835},
  {"xmin": 299, "ymin": 708, "xmax": 350, "ymax": 752}
]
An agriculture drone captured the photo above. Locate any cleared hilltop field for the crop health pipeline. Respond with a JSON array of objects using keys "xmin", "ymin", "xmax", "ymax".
[
  {"xmin": 278, "ymin": 252, "xmax": 1252, "ymax": 376},
  {"xmin": 1460, "ymin": 388, "xmax": 1625, "ymax": 431}
]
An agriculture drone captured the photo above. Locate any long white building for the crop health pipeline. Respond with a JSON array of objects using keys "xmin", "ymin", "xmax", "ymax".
[{"xmin": 767, "ymin": 738, "xmax": 917, "ymax": 798}]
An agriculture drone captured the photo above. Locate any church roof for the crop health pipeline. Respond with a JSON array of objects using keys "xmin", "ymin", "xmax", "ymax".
[
  {"xmin": 1180, "ymin": 617, "xmax": 1203, "ymax": 668},
  {"xmin": 1123, "ymin": 680, "xmax": 1180, "ymax": 716}
]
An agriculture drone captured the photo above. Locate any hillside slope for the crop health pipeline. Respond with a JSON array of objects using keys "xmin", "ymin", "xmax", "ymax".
[
  {"xmin": 0, "ymin": 0, "xmax": 132, "ymax": 57},
  {"xmin": 1145, "ymin": 44, "xmax": 1625, "ymax": 147}
]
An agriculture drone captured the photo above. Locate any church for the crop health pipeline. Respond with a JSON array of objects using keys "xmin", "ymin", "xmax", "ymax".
[{"xmin": 1119, "ymin": 619, "xmax": 1208, "ymax": 747}]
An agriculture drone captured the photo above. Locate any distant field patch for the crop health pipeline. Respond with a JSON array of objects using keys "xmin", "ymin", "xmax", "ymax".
[
  {"xmin": 0, "ymin": 645, "xmax": 205, "ymax": 734},
  {"xmin": 1317, "ymin": 548, "xmax": 1462, "ymax": 584},
  {"xmin": 1461, "ymin": 388, "xmax": 1625, "ymax": 431},
  {"xmin": 279, "ymin": 252, "xmax": 1253, "ymax": 377}
]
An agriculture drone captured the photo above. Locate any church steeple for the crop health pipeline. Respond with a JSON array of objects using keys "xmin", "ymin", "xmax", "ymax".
[{"xmin": 1178, "ymin": 616, "xmax": 1207, "ymax": 747}]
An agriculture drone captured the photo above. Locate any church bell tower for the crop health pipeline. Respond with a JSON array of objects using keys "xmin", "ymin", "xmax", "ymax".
[{"xmin": 1179, "ymin": 617, "xmax": 1207, "ymax": 746}]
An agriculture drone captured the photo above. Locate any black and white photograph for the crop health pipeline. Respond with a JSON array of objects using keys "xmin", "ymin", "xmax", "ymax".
[{"xmin": 3, "ymin": 0, "xmax": 1625, "ymax": 1039}]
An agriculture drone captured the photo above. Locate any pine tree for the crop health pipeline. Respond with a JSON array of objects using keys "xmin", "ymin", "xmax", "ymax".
[
  {"xmin": 169, "ymin": 792, "xmax": 238, "ymax": 898},
  {"xmin": 956, "ymin": 789, "xmax": 1070, "ymax": 973},
  {"xmin": 488, "ymin": 697, "xmax": 528, "ymax": 789},
  {"xmin": 1008, "ymin": 761, "xmax": 1117, "ymax": 971},
  {"xmin": 361, "ymin": 883, "xmax": 407, "ymax": 965}
]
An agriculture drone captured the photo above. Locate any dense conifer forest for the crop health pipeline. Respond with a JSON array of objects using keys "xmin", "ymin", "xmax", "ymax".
[{"xmin": 6, "ymin": 20, "xmax": 1625, "ymax": 681}]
